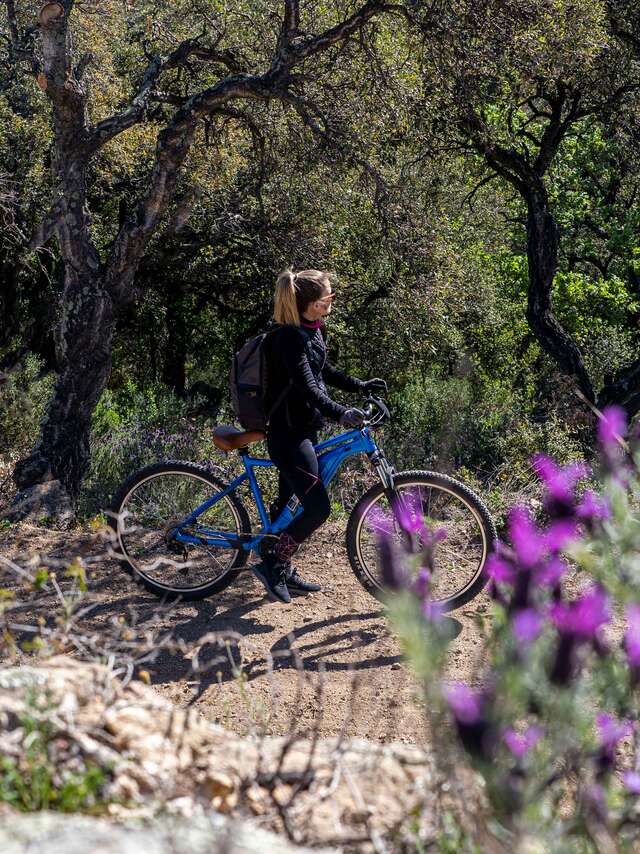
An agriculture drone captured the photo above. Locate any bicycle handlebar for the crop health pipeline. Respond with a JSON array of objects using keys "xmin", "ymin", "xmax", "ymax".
[{"xmin": 360, "ymin": 395, "xmax": 390, "ymax": 427}]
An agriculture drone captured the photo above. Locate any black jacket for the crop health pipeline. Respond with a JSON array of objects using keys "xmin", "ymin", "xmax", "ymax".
[{"xmin": 264, "ymin": 323, "xmax": 364, "ymax": 434}]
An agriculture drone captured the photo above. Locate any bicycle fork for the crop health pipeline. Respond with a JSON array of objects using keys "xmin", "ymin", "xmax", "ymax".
[{"xmin": 368, "ymin": 448, "xmax": 396, "ymax": 500}]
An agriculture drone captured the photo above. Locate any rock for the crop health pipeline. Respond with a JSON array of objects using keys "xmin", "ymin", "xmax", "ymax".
[
  {"xmin": 0, "ymin": 810, "xmax": 320, "ymax": 854},
  {"xmin": 0, "ymin": 657, "xmax": 437, "ymax": 849},
  {"xmin": 2, "ymin": 480, "xmax": 75, "ymax": 527}
]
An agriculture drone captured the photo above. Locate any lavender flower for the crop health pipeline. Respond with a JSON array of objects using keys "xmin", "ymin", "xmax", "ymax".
[
  {"xmin": 596, "ymin": 713, "xmax": 633, "ymax": 750},
  {"xmin": 532, "ymin": 454, "xmax": 589, "ymax": 516},
  {"xmin": 393, "ymin": 490, "xmax": 425, "ymax": 535},
  {"xmin": 379, "ymin": 537, "xmax": 409, "ymax": 591},
  {"xmin": 576, "ymin": 490, "xmax": 610, "ymax": 525},
  {"xmin": 550, "ymin": 585, "xmax": 611, "ymax": 640},
  {"xmin": 543, "ymin": 519, "xmax": 579, "ymax": 553},
  {"xmin": 445, "ymin": 682, "xmax": 482, "ymax": 725},
  {"xmin": 503, "ymin": 725, "xmax": 543, "ymax": 759},
  {"xmin": 624, "ymin": 605, "xmax": 640, "ymax": 668},
  {"xmin": 623, "ymin": 771, "xmax": 640, "ymax": 794},
  {"xmin": 512, "ymin": 609, "xmax": 543, "ymax": 646},
  {"xmin": 487, "ymin": 553, "xmax": 516, "ymax": 586},
  {"xmin": 598, "ymin": 406, "xmax": 627, "ymax": 446},
  {"xmin": 444, "ymin": 682, "xmax": 495, "ymax": 760},
  {"xmin": 412, "ymin": 568, "xmax": 431, "ymax": 598},
  {"xmin": 509, "ymin": 507, "xmax": 544, "ymax": 569},
  {"xmin": 536, "ymin": 555, "xmax": 567, "ymax": 588}
]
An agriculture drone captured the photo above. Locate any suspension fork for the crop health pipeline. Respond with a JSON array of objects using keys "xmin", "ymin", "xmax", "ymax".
[{"xmin": 368, "ymin": 448, "xmax": 396, "ymax": 502}]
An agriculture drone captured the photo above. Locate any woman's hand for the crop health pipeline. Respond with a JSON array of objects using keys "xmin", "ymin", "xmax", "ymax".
[
  {"xmin": 340, "ymin": 408, "xmax": 366, "ymax": 428},
  {"xmin": 362, "ymin": 378, "xmax": 387, "ymax": 395}
]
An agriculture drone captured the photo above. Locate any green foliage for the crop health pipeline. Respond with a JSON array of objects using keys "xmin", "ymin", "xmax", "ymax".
[
  {"xmin": 0, "ymin": 691, "xmax": 109, "ymax": 813},
  {"xmin": 82, "ymin": 382, "xmax": 229, "ymax": 515},
  {"xmin": 0, "ymin": 355, "xmax": 54, "ymax": 453}
]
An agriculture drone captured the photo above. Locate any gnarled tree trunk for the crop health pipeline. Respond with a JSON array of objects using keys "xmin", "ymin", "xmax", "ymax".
[{"xmin": 523, "ymin": 183, "xmax": 595, "ymax": 403}]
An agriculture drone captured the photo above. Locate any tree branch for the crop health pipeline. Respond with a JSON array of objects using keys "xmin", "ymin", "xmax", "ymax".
[
  {"xmin": 87, "ymin": 39, "xmax": 245, "ymax": 152},
  {"xmin": 5, "ymin": 0, "xmax": 20, "ymax": 47},
  {"xmin": 103, "ymin": 0, "xmax": 398, "ymax": 302},
  {"xmin": 281, "ymin": 0, "xmax": 300, "ymax": 39},
  {"xmin": 28, "ymin": 201, "xmax": 64, "ymax": 253}
]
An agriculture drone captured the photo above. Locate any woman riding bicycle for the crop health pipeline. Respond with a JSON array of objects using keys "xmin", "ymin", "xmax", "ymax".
[{"xmin": 255, "ymin": 269, "xmax": 387, "ymax": 604}]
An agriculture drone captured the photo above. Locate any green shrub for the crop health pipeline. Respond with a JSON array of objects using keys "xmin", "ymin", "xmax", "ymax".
[{"xmin": 0, "ymin": 691, "xmax": 109, "ymax": 813}]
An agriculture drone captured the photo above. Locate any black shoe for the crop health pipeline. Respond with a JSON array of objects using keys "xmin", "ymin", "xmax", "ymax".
[
  {"xmin": 285, "ymin": 564, "xmax": 322, "ymax": 593},
  {"xmin": 253, "ymin": 555, "xmax": 291, "ymax": 604}
]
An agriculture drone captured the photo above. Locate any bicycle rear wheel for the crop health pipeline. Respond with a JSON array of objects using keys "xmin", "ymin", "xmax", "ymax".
[
  {"xmin": 346, "ymin": 470, "xmax": 496, "ymax": 611},
  {"xmin": 109, "ymin": 461, "xmax": 251, "ymax": 600}
]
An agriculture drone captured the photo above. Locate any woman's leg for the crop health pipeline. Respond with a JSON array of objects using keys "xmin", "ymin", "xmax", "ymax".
[{"xmin": 267, "ymin": 432, "xmax": 331, "ymax": 560}]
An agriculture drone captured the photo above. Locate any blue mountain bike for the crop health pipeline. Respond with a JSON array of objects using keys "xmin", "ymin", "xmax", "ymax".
[{"xmin": 109, "ymin": 397, "xmax": 496, "ymax": 611}]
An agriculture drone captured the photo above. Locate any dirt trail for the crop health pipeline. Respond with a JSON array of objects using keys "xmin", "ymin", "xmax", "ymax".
[{"xmin": 1, "ymin": 520, "xmax": 490, "ymax": 743}]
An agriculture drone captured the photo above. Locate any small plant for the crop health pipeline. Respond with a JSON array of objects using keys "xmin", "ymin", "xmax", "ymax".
[
  {"xmin": 381, "ymin": 406, "xmax": 640, "ymax": 851},
  {"xmin": 0, "ymin": 690, "xmax": 110, "ymax": 813}
]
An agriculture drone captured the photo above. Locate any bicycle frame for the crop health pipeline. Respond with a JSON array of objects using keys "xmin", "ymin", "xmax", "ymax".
[{"xmin": 172, "ymin": 426, "xmax": 391, "ymax": 554}]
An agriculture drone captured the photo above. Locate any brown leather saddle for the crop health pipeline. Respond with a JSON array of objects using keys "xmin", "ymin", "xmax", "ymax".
[{"xmin": 212, "ymin": 424, "xmax": 266, "ymax": 452}]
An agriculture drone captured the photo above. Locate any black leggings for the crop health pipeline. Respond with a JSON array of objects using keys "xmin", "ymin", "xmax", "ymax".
[{"xmin": 267, "ymin": 430, "xmax": 331, "ymax": 546}]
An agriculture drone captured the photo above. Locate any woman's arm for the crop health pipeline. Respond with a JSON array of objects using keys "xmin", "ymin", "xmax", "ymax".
[
  {"xmin": 322, "ymin": 360, "xmax": 365, "ymax": 393},
  {"xmin": 280, "ymin": 328, "xmax": 347, "ymax": 421}
]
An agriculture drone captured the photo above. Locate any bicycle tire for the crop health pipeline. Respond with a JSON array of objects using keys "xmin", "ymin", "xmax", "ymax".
[
  {"xmin": 108, "ymin": 460, "xmax": 252, "ymax": 601},
  {"xmin": 346, "ymin": 469, "xmax": 497, "ymax": 612}
]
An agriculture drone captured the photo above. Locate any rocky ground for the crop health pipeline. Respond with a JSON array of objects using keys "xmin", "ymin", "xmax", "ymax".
[
  {"xmin": 0, "ymin": 657, "xmax": 443, "ymax": 851},
  {"xmin": 0, "ymin": 519, "xmax": 491, "ymax": 743}
]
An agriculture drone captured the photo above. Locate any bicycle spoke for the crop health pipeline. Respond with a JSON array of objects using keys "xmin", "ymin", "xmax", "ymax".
[
  {"xmin": 117, "ymin": 470, "xmax": 243, "ymax": 593},
  {"xmin": 355, "ymin": 478, "xmax": 489, "ymax": 605}
]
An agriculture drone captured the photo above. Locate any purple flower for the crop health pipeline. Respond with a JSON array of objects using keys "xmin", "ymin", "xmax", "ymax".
[
  {"xmin": 486, "ymin": 554, "xmax": 516, "ymax": 585},
  {"xmin": 623, "ymin": 771, "xmax": 640, "ymax": 794},
  {"xmin": 393, "ymin": 490, "xmax": 425, "ymax": 534},
  {"xmin": 598, "ymin": 406, "xmax": 627, "ymax": 446},
  {"xmin": 503, "ymin": 725, "xmax": 543, "ymax": 758},
  {"xmin": 550, "ymin": 585, "xmax": 611, "ymax": 639},
  {"xmin": 536, "ymin": 556, "xmax": 567, "ymax": 587},
  {"xmin": 576, "ymin": 490, "xmax": 610, "ymax": 523},
  {"xmin": 378, "ymin": 537, "xmax": 409, "ymax": 591},
  {"xmin": 532, "ymin": 455, "xmax": 589, "ymax": 504},
  {"xmin": 512, "ymin": 608, "xmax": 543, "ymax": 645},
  {"xmin": 544, "ymin": 519, "xmax": 579, "ymax": 553},
  {"xmin": 422, "ymin": 599, "xmax": 444, "ymax": 622},
  {"xmin": 597, "ymin": 713, "xmax": 633, "ymax": 749},
  {"xmin": 509, "ymin": 507, "xmax": 543, "ymax": 569},
  {"xmin": 444, "ymin": 683, "xmax": 482, "ymax": 725},
  {"xmin": 412, "ymin": 568, "xmax": 431, "ymax": 598},
  {"xmin": 624, "ymin": 605, "xmax": 640, "ymax": 667}
]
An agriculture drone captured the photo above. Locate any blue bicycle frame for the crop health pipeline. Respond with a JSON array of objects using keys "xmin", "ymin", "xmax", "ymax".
[{"xmin": 172, "ymin": 427, "xmax": 385, "ymax": 554}]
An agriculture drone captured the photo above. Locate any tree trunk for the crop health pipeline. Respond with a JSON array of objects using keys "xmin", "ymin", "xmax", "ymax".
[
  {"xmin": 524, "ymin": 184, "xmax": 595, "ymax": 403},
  {"xmin": 9, "ymin": 271, "xmax": 115, "ymax": 521},
  {"xmin": 162, "ymin": 284, "xmax": 188, "ymax": 396}
]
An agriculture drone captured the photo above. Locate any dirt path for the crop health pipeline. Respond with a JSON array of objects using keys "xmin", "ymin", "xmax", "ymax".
[{"xmin": 0, "ymin": 521, "xmax": 490, "ymax": 743}]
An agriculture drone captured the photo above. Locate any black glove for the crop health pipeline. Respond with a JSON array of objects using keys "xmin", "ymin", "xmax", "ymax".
[
  {"xmin": 362, "ymin": 378, "xmax": 387, "ymax": 395},
  {"xmin": 340, "ymin": 407, "xmax": 366, "ymax": 428}
]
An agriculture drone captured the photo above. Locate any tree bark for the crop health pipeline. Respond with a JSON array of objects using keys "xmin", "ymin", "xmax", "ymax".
[
  {"xmin": 162, "ymin": 283, "xmax": 188, "ymax": 396},
  {"xmin": 9, "ymin": 2, "xmax": 111, "ymax": 520},
  {"xmin": 523, "ymin": 183, "xmax": 595, "ymax": 403}
]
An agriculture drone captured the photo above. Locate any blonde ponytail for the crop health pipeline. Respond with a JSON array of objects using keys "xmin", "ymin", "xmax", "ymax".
[
  {"xmin": 274, "ymin": 270, "xmax": 301, "ymax": 325},
  {"xmin": 273, "ymin": 268, "xmax": 329, "ymax": 325}
]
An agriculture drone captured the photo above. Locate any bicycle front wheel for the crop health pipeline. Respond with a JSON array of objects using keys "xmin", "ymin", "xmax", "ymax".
[
  {"xmin": 109, "ymin": 461, "xmax": 251, "ymax": 600},
  {"xmin": 346, "ymin": 470, "xmax": 496, "ymax": 611}
]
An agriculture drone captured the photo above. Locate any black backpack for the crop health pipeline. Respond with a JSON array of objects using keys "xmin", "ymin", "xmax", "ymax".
[{"xmin": 230, "ymin": 327, "xmax": 307, "ymax": 431}]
